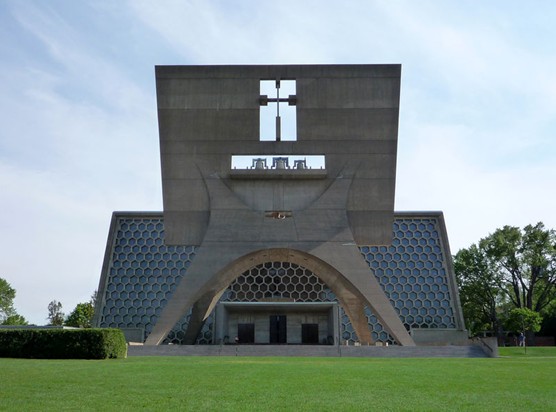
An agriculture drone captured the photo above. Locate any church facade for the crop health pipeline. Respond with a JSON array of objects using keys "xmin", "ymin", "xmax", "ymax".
[{"xmin": 93, "ymin": 65, "xmax": 467, "ymax": 346}]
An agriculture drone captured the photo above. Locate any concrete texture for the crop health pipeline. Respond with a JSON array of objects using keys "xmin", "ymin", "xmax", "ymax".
[
  {"xmin": 128, "ymin": 344, "xmax": 489, "ymax": 358},
  {"xmin": 156, "ymin": 65, "xmax": 399, "ymax": 246}
]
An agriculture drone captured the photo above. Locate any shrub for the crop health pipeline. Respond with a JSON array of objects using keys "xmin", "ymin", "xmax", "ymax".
[{"xmin": 0, "ymin": 328, "xmax": 127, "ymax": 359}]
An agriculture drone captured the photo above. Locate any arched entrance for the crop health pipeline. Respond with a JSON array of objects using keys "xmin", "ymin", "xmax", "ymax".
[
  {"xmin": 214, "ymin": 261, "xmax": 341, "ymax": 345},
  {"xmin": 146, "ymin": 247, "xmax": 415, "ymax": 346},
  {"xmin": 176, "ymin": 248, "xmax": 393, "ymax": 346}
]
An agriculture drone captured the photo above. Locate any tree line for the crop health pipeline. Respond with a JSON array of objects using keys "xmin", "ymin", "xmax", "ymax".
[
  {"xmin": 0, "ymin": 279, "xmax": 96, "ymax": 328},
  {"xmin": 454, "ymin": 222, "xmax": 556, "ymax": 342},
  {"xmin": 0, "ymin": 277, "xmax": 28, "ymax": 325},
  {"xmin": 46, "ymin": 293, "xmax": 96, "ymax": 328}
]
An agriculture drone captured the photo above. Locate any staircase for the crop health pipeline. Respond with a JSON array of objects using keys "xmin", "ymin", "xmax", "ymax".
[{"xmin": 127, "ymin": 344, "xmax": 489, "ymax": 358}]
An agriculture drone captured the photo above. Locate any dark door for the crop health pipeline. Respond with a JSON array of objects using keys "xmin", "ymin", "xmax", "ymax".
[
  {"xmin": 237, "ymin": 323, "xmax": 255, "ymax": 344},
  {"xmin": 302, "ymin": 324, "xmax": 319, "ymax": 344},
  {"xmin": 269, "ymin": 315, "xmax": 287, "ymax": 344}
]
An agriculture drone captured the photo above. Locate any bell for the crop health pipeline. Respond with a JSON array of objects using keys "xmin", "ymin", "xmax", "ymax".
[
  {"xmin": 275, "ymin": 159, "xmax": 286, "ymax": 169},
  {"xmin": 254, "ymin": 159, "xmax": 265, "ymax": 169},
  {"xmin": 294, "ymin": 160, "xmax": 307, "ymax": 170}
]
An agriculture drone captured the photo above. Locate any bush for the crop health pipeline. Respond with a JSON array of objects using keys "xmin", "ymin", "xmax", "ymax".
[{"xmin": 0, "ymin": 328, "xmax": 127, "ymax": 359}]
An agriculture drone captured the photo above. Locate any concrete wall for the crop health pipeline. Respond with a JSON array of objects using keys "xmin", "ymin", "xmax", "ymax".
[
  {"xmin": 411, "ymin": 329, "xmax": 469, "ymax": 346},
  {"xmin": 156, "ymin": 64, "xmax": 400, "ymax": 246}
]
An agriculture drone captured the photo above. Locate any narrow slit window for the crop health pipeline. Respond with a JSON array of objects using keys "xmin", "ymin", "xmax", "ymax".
[{"xmin": 259, "ymin": 79, "xmax": 297, "ymax": 141}]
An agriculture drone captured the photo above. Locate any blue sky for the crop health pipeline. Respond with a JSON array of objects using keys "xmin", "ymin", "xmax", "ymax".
[{"xmin": 1, "ymin": 1, "xmax": 555, "ymax": 324}]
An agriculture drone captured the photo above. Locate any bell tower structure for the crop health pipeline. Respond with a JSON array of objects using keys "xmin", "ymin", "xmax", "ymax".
[{"xmin": 144, "ymin": 64, "xmax": 415, "ymax": 346}]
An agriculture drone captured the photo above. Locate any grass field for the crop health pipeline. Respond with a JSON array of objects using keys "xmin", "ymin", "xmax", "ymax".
[{"xmin": 1, "ymin": 348, "xmax": 555, "ymax": 411}]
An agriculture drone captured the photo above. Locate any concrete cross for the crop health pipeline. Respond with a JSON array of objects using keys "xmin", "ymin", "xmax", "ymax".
[{"xmin": 259, "ymin": 79, "xmax": 297, "ymax": 141}]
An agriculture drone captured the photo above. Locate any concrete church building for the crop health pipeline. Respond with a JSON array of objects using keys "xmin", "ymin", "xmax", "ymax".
[{"xmin": 93, "ymin": 64, "xmax": 467, "ymax": 347}]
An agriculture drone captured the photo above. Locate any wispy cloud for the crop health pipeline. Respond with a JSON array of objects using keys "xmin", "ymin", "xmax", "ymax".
[{"xmin": 0, "ymin": 1, "xmax": 162, "ymax": 322}]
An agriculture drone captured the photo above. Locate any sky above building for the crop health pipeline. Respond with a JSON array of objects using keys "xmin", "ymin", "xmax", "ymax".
[{"xmin": 1, "ymin": 0, "xmax": 555, "ymax": 324}]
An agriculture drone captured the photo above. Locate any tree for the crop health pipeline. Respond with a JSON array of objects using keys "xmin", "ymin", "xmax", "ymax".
[
  {"xmin": 454, "ymin": 245, "xmax": 505, "ymax": 335},
  {"xmin": 481, "ymin": 223, "xmax": 556, "ymax": 312},
  {"xmin": 90, "ymin": 290, "xmax": 98, "ymax": 312},
  {"xmin": 1, "ymin": 314, "xmax": 28, "ymax": 326},
  {"xmin": 47, "ymin": 300, "xmax": 64, "ymax": 326},
  {"xmin": 455, "ymin": 222, "xmax": 556, "ymax": 336},
  {"xmin": 0, "ymin": 277, "xmax": 16, "ymax": 322},
  {"xmin": 65, "ymin": 302, "xmax": 94, "ymax": 328},
  {"xmin": 504, "ymin": 308, "xmax": 542, "ymax": 335}
]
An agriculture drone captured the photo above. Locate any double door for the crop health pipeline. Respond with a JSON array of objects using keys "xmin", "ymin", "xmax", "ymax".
[
  {"xmin": 235, "ymin": 313, "xmax": 322, "ymax": 344},
  {"xmin": 269, "ymin": 315, "xmax": 287, "ymax": 344}
]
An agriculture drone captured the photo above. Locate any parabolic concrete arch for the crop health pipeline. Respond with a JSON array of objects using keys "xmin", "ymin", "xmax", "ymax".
[{"xmin": 145, "ymin": 247, "xmax": 415, "ymax": 346}]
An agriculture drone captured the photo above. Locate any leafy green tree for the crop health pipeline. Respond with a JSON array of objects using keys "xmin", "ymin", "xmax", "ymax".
[
  {"xmin": 47, "ymin": 300, "xmax": 65, "ymax": 326},
  {"xmin": 65, "ymin": 302, "xmax": 94, "ymax": 328},
  {"xmin": 1, "ymin": 313, "xmax": 28, "ymax": 325},
  {"xmin": 504, "ymin": 307, "xmax": 542, "ymax": 334},
  {"xmin": 480, "ymin": 223, "xmax": 556, "ymax": 312},
  {"xmin": 454, "ymin": 245, "xmax": 505, "ymax": 335},
  {"xmin": 0, "ymin": 277, "xmax": 16, "ymax": 322},
  {"xmin": 455, "ymin": 223, "xmax": 556, "ymax": 335}
]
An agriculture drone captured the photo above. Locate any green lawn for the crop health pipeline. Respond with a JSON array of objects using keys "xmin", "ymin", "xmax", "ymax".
[
  {"xmin": 499, "ymin": 346, "xmax": 556, "ymax": 357},
  {"xmin": 1, "ymin": 349, "xmax": 555, "ymax": 411}
]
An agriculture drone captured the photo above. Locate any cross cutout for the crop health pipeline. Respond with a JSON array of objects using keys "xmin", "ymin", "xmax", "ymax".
[{"xmin": 259, "ymin": 79, "xmax": 297, "ymax": 141}]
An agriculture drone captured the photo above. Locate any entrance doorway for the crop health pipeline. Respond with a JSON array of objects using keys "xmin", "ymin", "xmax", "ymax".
[
  {"xmin": 215, "ymin": 302, "xmax": 339, "ymax": 345},
  {"xmin": 237, "ymin": 323, "xmax": 255, "ymax": 344},
  {"xmin": 269, "ymin": 315, "xmax": 287, "ymax": 344},
  {"xmin": 301, "ymin": 323, "xmax": 319, "ymax": 344}
]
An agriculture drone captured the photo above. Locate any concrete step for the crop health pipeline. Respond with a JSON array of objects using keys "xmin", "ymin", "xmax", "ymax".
[{"xmin": 128, "ymin": 344, "xmax": 489, "ymax": 358}]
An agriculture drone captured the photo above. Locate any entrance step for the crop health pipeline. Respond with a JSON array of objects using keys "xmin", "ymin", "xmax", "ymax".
[{"xmin": 128, "ymin": 344, "xmax": 489, "ymax": 358}]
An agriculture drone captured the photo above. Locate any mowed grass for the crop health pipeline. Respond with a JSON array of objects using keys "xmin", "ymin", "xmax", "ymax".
[
  {"xmin": 1, "ymin": 348, "xmax": 555, "ymax": 411},
  {"xmin": 499, "ymin": 346, "xmax": 556, "ymax": 357}
]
